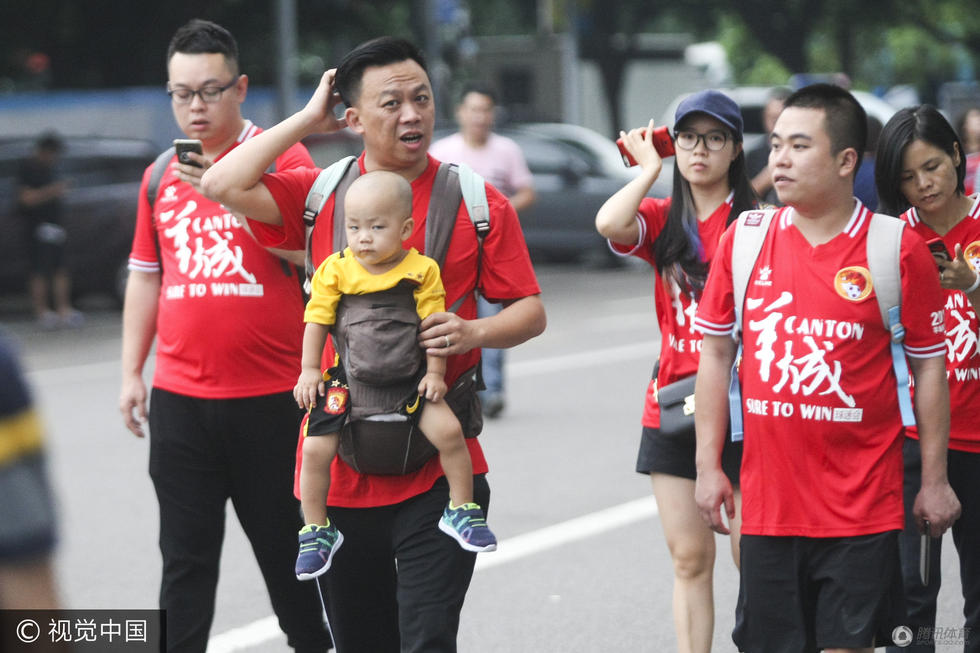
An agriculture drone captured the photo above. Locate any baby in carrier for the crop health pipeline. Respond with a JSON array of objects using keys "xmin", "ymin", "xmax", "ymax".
[{"xmin": 293, "ymin": 170, "xmax": 497, "ymax": 581}]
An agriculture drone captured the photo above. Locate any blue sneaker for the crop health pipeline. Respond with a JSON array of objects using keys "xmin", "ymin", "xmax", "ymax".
[
  {"xmin": 295, "ymin": 522, "xmax": 343, "ymax": 580},
  {"xmin": 438, "ymin": 503, "xmax": 497, "ymax": 552}
]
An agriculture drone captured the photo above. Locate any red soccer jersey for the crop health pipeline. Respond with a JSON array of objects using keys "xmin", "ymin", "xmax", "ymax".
[
  {"xmin": 695, "ymin": 203, "xmax": 946, "ymax": 537},
  {"xmin": 609, "ymin": 195, "xmax": 732, "ymax": 428},
  {"xmin": 251, "ymin": 154, "xmax": 541, "ymax": 508},
  {"xmin": 903, "ymin": 199, "xmax": 980, "ymax": 453},
  {"xmin": 128, "ymin": 122, "xmax": 314, "ymax": 398}
]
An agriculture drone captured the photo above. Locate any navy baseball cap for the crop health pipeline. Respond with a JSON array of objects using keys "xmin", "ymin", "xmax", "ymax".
[{"xmin": 674, "ymin": 90, "xmax": 744, "ymax": 139}]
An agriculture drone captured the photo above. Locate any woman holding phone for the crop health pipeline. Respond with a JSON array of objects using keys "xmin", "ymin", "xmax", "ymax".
[
  {"xmin": 876, "ymin": 105, "xmax": 980, "ymax": 653},
  {"xmin": 595, "ymin": 90, "xmax": 758, "ymax": 653}
]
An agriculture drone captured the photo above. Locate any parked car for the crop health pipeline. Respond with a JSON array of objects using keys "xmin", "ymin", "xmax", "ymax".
[{"xmin": 0, "ymin": 136, "xmax": 158, "ymax": 305}]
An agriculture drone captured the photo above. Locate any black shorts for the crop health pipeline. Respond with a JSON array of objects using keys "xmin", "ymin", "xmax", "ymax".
[
  {"xmin": 305, "ymin": 363, "xmax": 425, "ymax": 437},
  {"xmin": 734, "ymin": 531, "xmax": 905, "ymax": 652},
  {"xmin": 635, "ymin": 425, "xmax": 742, "ymax": 484},
  {"xmin": 29, "ymin": 235, "xmax": 66, "ymax": 276}
]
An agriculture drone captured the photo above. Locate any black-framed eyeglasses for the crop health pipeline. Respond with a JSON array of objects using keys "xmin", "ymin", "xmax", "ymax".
[
  {"xmin": 674, "ymin": 129, "xmax": 730, "ymax": 152},
  {"xmin": 167, "ymin": 77, "xmax": 239, "ymax": 105}
]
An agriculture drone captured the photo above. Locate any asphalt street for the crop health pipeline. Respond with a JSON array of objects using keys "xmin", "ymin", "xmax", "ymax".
[{"xmin": 2, "ymin": 263, "xmax": 967, "ymax": 652}]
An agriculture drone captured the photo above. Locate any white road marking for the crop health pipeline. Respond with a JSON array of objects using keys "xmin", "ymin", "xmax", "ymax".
[
  {"xmin": 206, "ymin": 495, "xmax": 659, "ymax": 652},
  {"xmin": 508, "ymin": 340, "xmax": 658, "ymax": 377}
]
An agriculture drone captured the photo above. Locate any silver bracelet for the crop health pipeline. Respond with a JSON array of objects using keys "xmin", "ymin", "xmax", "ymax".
[{"xmin": 966, "ymin": 271, "xmax": 980, "ymax": 294}]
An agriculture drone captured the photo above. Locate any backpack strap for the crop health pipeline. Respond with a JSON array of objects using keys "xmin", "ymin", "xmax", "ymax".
[
  {"xmin": 866, "ymin": 213, "xmax": 915, "ymax": 427},
  {"xmin": 457, "ymin": 162, "xmax": 490, "ymax": 238},
  {"xmin": 727, "ymin": 208, "xmax": 778, "ymax": 441},
  {"xmin": 146, "ymin": 147, "xmax": 175, "ymax": 211},
  {"xmin": 424, "ymin": 162, "xmax": 459, "ymax": 269},
  {"xmin": 303, "ymin": 156, "xmax": 359, "ymax": 290},
  {"xmin": 732, "ymin": 208, "xmax": 778, "ymax": 330},
  {"xmin": 145, "ymin": 147, "xmax": 175, "ymax": 271},
  {"xmin": 424, "ymin": 162, "xmax": 490, "ymax": 313}
]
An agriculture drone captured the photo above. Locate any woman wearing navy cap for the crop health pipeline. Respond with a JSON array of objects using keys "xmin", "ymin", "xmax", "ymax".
[{"xmin": 596, "ymin": 89, "xmax": 759, "ymax": 653}]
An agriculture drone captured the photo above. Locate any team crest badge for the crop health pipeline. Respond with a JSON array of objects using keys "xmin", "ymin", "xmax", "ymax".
[
  {"xmin": 964, "ymin": 241, "xmax": 980, "ymax": 272},
  {"xmin": 323, "ymin": 384, "xmax": 349, "ymax": 415},
  {"xmin": 834, "ymin": 266, "xmax": 873, "ymax": 301}
]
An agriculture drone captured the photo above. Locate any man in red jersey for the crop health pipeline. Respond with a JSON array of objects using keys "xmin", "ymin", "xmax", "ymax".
[
  {"xmin": 202, "ymin": 37, "xmax": 545, "ymax": 652},
  {"xmin": 693, "ymin": 84, "xmax": 961, "ymax": 653},
  {"xmin": 118, "ymin": 19, "xmax": 331, "ymax": 653}
]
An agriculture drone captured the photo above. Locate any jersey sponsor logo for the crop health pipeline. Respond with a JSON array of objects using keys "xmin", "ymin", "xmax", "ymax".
[
  {"xmin": 833, "ymin": 266, "xmax": 872, "ymax": 302},
  {"xmin": 744, "ymin": 211, "xmax": 767, "ymax": 227}
]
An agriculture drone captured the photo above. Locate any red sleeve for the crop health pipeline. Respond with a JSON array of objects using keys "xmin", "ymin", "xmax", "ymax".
[
  {"xmin": 693, "ymin": 221, "xmax": 737, "ymax": 336},
  {"xmin": 247, "ymin": 166, "xmax": 324, "ymax": 250},
  {"xmin": 127, "ymin": 159, "xmax": 167, "ymax": 272},
  {"xmin": 608, "ymin": 197, "xmax": 671, "ymax": 264},
  {"xmin": 275, "ymin": 141, "xmax": 315, "ymax": 170},
  {"xmin": 479, "ymin": 183, "xmax": 541, "ymax": 302},
  {"xmin": 899, "ymin": 227, "xmax": 947, "ymax": 357}
]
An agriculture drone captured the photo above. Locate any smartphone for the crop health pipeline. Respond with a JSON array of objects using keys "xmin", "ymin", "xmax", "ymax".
[
  {"xmin": 616, "ymin": 126, "xmax": 675, "ymax": 167},
  {"xmin": 926, "ymin": 237, "xmax": 951, "ymax": 262},
  {"xmin": 173, "ymin": 138, "xmax": 203, "ymax": 168}
]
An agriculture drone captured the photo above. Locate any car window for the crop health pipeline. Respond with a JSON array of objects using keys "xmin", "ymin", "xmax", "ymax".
[{"xmin": 509, "ymin": 133, "xmax": 592, "ymax": 176}]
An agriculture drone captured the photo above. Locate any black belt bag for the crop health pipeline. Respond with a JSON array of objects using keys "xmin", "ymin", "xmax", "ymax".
[{"xmin": 657, "ymin": 375, "xmax": 697, "ymax": 439}]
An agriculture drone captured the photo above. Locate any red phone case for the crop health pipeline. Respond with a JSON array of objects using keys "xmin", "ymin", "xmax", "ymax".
[
  {"xmin": 926, "ymin": 237, "xmax": 951, "ymax": 261},
  {"xmin": 616, "ymin": 126, "xmax": 675, "ymax": 167}
]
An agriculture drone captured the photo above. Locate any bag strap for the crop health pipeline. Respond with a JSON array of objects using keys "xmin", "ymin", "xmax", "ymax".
[
  {"xmin": 727, "ymin": 208, "xmax": 778, "ymax": 441},
  {"xmin": 302, "ymin": 156, "xmax": 359, "ymax": 291},
  {"xmin": 732, "ymin": 208, "xmax": 778, "ymax": 331},
  {"xmin": 866, "ymin": 213, "xmax": 915, "ymax": 427},
  {"xmin": 145, "ymin": 147, "xmax": 175, "ymax": 270},
  {"xmin": 425, "ymin": 162, "xmax": 490, "ymax": 312}
]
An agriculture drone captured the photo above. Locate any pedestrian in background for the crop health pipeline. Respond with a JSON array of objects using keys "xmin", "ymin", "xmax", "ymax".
[
  {"xmin": 117, "ymin": 19, "xmax": 331, "ymax": 653},
  {"xmin": 16, "ymin": 132, "xmax": 83, "ymax": 329},
  {"xmin": 957, "ymin": 107, "xmax": 980, "ymax": 194},
  {"xmin": 877, "ymin": 104, "xmax": 980, "ymax": 653},
  {"xmin": 745, "ymin": 86, "xmax": 791, "ymax": 205},
  {"xmin": 595, "ymin": 90, "xmax": 757, "ymax": 653},
  {"xmin": 695, "ymin": 83, "xmax": 960, "ymax": 652},
  {"xmin": 430, "ymin": 82, "xmax": 536, "ymax": 418},
  {"xmin": 202, "ymin": 36, "xmax": 545, "ymax": 652}
]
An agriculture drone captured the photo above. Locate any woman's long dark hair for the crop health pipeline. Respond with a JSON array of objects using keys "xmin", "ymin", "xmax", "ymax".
[
  {"xmin": 651, "ymin": 126, "xmax": 758, "ymax": 296},
  {"xmin": 875, "ymin": 105, "xmax": 966, "ymax": 217}
]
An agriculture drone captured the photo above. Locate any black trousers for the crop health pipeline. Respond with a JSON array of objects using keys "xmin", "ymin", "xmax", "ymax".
[
  {"xmin": 887, "ymin": 437, "xmax": 980, "ymax": 653},
  {"xmin": 318, "ymin": 474, "xmax": 490, "ymax": 653},
  {"xmin": 149, "ymin": 388, "xmax": 332, "ymax": 653}
]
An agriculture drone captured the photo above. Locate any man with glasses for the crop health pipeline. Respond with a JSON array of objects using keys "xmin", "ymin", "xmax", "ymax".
[{"xmin": 118, "ymin": 19, "xmax": 331, "ymax": 653}]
